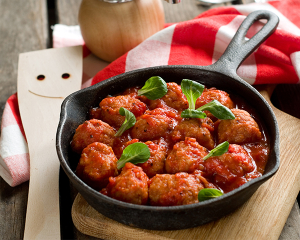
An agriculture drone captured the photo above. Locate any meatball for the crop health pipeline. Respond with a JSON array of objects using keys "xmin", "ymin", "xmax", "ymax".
[
  {"xmin": 99, "ymin": 95, "xmax": 147, "ymax": 128},
  {"xmin": 136, "ymin": 139, "xmax": 167, "ymax": 178},
  {"xmin": 148, "ymin": 172, "xmax": 204, "ymax": 206},
  {"xmin": 195, "ymin": 88, "xmax": 234, "ymax": 121},
  {"xmin": 76, "ymin": 142, "xmax": 118, "ymax": 190},
  {"xmin": 171, "ymin": 118, "xmax": 215, "ymax": 150},
  {"xmin": 149, "ymin": 107, "xmax": 181, "ymax": 120},
  {"xmin": 204, "ymin": 144, "xmax": 256, "ymax": 193},
  {"xmin": 124, "ymin": 138, "xmax": 167, "ymax": 178},
  {"xmin": 165, "ymin": 137, "xmax": 208, "ymax": 174},
  {"xmin": 131, "ymin": 108, "xmax": 178, "ymax": 141},
  {"xmin": 149, "ymin": 82, "xmax": 189, "ymax": 111},
  {"xmin": 71, "ymin": 119, "xmax": 116, "ymax": 154},
  {"xmin": 121, "ymin": 86, "xmax": 149, "ymax": 104},
  {"xmin": 218, "ymin": 109, "xmax": 262, "ymax": 144},
  {"xmin": 104, "ymin": 162, "xmax": 149, "ymax": 205},
  {"xmin": 195, "ymin": 88, "xmax": 234, "ymax": 109}
]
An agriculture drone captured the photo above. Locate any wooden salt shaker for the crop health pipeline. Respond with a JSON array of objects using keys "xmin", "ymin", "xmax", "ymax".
[{"xmin": 78, "ymin": 0, "xmax": 165, "ymax": 62}]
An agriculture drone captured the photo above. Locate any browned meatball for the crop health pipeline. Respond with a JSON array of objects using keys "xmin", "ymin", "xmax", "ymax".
[
  {"xmin": 131, "ymin": 108, "xmax": 178, "ymax": 141},
  {"xmin": 136, "ymin": 139, "xmax": 167, "ymax": 178},
  {"xmin": 121, "ymin": 86, "xmax": 149, "ymax": 104},
  {"xmin": 195, "ymin": 88, "xmax": 234, "ymax": 109},
  {"xmin": 120, "ymin": 138, "xmax": 167, "ymax": 178},
  {"xmin": 165, "ymin": 137, "xmax": 208, "ymax": 174},
  {"xmin": 171, "ymin": 118, "xmax": 215, "ymax": 150},
  {"xmin": 76, "ymin": 142, "xmax": 118, "ymax": 190},
  {"xmin": 99, "ymin": 95, "xmax": 147, "ymax": 128},
  {"xmin": 195, "ymin": 88, "xmax": 234, "ymax": 120},
  {"xmin": 105, "ymin": 162, "xmax": 149, "ymax": 205},
  {"xmin": 204, "ymin": 144, "xmax": 256, "ymax": 193},
  {"xmin": 149, "ymin": 82, "xmax": 188, "ymax": 111},
  {"xmin": 148, "ymin": 172, "xmax": 204, "ymax": 206},
  {"xmin": 71, "ymin": 119, "xmax": 116, "ymax": 154},
  {"xmin": 218, "ymin": 109, "xmax": 262, "ymax": 144}
]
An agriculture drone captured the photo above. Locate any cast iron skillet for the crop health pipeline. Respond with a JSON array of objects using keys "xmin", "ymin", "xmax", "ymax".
[{"xmin": 56, "ymin": 10, "xmax": 280, "ymax": 230}]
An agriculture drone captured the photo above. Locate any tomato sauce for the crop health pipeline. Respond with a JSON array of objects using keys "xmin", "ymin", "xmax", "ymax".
[{"xmin": 71, "ymin": 83, "xmax": 270, "ymax": 205}]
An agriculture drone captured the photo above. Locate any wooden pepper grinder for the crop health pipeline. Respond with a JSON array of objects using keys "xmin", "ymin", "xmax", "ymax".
[{"xmin": 78, "ymin": 0, "xmax": 166, "ymax": 62}]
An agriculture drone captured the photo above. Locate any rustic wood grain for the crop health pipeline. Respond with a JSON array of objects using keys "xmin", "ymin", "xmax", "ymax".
[
  {"xmin": 56, "ymin": 0, "xmax": 82, "ymax": 25},
  {"xmin": 0, "ymin": 0, "xmax": 48, "ymax": 121},
  {"xmin": 280, "ymin": 202, "xmax": 300, "ymax": 239},
  {"xmin": 0, "ymin": 1, "xmax": 48, "ymax": 239}
]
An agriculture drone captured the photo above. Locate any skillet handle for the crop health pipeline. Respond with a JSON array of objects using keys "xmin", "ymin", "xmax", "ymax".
[{"xmin": 213, "ymin": 10, "xmax": 279, "ymax": 77}]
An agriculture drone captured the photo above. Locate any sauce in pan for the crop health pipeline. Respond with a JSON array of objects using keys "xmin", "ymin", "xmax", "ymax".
[{"xmin": 70, "ymin": 82, "xmax": 270, "ymax": 206}]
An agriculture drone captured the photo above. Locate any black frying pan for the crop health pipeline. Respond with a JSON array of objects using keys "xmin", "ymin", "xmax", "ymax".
[{"xmin": 56, "ymin": 10, "xmax": 280, "ymax": 230}]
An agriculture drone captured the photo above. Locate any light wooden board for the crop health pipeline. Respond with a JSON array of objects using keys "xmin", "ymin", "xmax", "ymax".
[
  {"xmin": 18, "ymin": 46, "xmax": 82, "ymax": 239},
  {"xmin": 71, "ymin": 86, "xmax": 300, "ymax": 240}
]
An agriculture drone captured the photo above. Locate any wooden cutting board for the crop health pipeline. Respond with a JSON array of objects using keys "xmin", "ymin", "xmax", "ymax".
[{"xmin": 71, "ymin": 85, "xmax": 300, "ymax": 240}]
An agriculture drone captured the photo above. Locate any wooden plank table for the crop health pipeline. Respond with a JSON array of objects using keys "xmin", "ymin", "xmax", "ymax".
[
  {"xmin": 1, "ymin": 0, "xmax": 300, "ymax": 239},
  {"xmin": 0, "ymin": 0, "xmax": 48, "ymax": 239}
]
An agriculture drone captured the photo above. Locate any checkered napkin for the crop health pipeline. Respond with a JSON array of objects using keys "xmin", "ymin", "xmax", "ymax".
[{"xmin": 1, "ymin": 0, "xmax": 300, "ymax": 187}]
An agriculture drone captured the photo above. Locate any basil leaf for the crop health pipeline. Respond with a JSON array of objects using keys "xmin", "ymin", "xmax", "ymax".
[
  {"xmin": 203, "ymin": 141, "xmax": 229, "ymax": 161},
  {"xmin": 114, "ymin": 107, "xmax": 136, "ymax": 137},
  {"xmin": 197, "ymin": 100, "xmax": 235, "ymax": 120},
  {"xmin": 198, "ymin": 189, "xmax": 223, "ymax": 202},
  {"xmin": 117, "ymin": 142, "xmax": 150, "ymax": 169},
  {"xmin": 181, "ymin": 109, "xmax": 207, "ymax": 119},
  {"xmin": 181, "ymin": 79, "xmax": 204, "ymax": 110},
  {"xmin": 138, "ymin": 76, "xmax": 168, "ymax": 100}
]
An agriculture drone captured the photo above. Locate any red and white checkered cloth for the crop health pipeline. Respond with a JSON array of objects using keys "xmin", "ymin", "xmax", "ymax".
[{"xmin": 1, "ymin": 0, "xmax": 300, "ymax": 187}]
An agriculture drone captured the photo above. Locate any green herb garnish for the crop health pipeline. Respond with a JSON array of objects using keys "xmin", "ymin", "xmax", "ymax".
[
  {"xmin": 203, "ymin": 141, "xmax": 229, "ymax": 161},
  {"xmin": 180, "ymin": 79, "xmax": 205, "ymax": 118},
  {"xmin": 114, "ymin": 107, "xmax": 136, "ymax": 137},
  {"xmin": 138, "ymin": 76, "xmax": 168, "ymax": 100},
  {"xmin": 117, "ymin": 142, "xmax": 150, "ymax": 169},
  {"xmin": 181, "ymin": 79, "xmax": 204, "ymax": 110},
  {"xmin": 197, "ymin": 100, "xmax": 235, "ymax": 120},
  {"xmin": 198, "ymin": 189, "xmax": 223, "ymax": 202},
  {"xmin": 180, "ymin": 79, "xmax": 235, "ymax": 120},
  {"xmin": 181, "ymin": 109, "xmax": 206, "ymax": 119}
]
